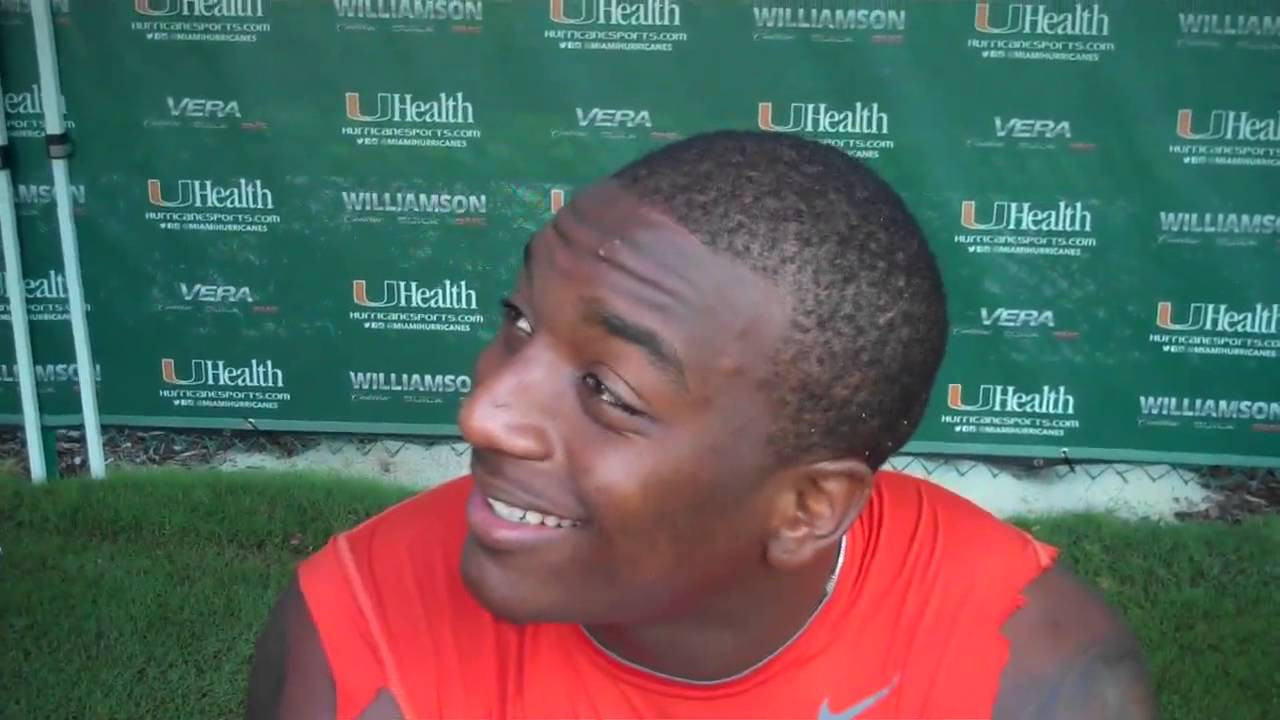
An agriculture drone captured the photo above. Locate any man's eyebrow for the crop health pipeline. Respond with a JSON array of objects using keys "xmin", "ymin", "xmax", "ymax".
[{"xmin": 581, "ymin": 301, "xmax": 687, "ymax": 392}]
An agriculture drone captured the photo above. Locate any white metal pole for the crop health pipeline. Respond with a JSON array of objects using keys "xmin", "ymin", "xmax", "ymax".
[
  {"xmin": 29, "ymin": 0, "xmax": 105, "ymax": 479},
  {"xmin": 0, "ymin": 75, "xmax": 50, "ymax": 483}
]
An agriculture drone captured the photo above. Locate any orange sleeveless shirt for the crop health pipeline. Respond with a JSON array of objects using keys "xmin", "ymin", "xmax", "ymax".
[{"xmin": 298, "ymin": 471, "xmax": 1058, "ymax": 719}]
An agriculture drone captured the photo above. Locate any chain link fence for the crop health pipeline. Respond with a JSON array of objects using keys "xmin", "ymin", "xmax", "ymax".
[{"xmin": 2, "ymin": 426, "xmax": 1275, "ymax": 522}]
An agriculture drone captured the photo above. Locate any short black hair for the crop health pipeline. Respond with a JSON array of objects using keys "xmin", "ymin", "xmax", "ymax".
[{"xmin": 611, "ymin": 130, "xmax": 947, "ymax": 469}]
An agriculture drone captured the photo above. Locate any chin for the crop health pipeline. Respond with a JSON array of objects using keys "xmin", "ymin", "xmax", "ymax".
[{"xmin": 460, "ymin": 537, "xmax": 566, "ymax": 625}]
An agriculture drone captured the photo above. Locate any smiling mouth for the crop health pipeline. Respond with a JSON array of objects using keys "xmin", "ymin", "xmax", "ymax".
[{"xmin": 486, "ymin": 496, "xmax": 583, "ymax": 528}]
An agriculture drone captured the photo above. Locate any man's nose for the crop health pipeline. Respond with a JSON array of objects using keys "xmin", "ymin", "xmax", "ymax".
[{"xmin": 458, "ymin": 353, "xmax": 556, "ymax": 462}]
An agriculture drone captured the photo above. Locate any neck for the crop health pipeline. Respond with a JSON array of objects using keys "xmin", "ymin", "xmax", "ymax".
[{"xmin": 582, "ymin": 541, "xmax": 843, "ymax": 683}]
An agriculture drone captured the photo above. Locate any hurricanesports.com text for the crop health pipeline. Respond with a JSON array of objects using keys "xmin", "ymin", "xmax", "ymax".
[
  {"xmin": 815, "ymin": 138, "xmax": 894, "ymax": 159},
  {"xmin": 132, "ymin": 20, "xmax": 269, "ymax": 42},
  {"xmin": 350, "ymin": 310, "xmax": 483, "ymax": 332},
  {"xmin": 341, "ymin": 126, "xmax": 479, "ymax": 148},
  {"xmin": 0, "ymin": 305, "xmax": 70, "ymax": 322},
  {"xmin": 546, "ymin": 28, "xmax": 686, "ymax": 51},
  {"xmin": 1151, "ymin": 333, "xmax": 1279, "ymax": 359},
  {"xmin": 160, "ymin": 388, "xmax": 290, "ymax": 410},
  {"xmin": 1170, "ymin": 143, "xmax": 1280, "ymax": 167},
  {"xmin": 969, "ymin": 38, "xmax": 1114, "ymax": 62},
  {"xmin": 146, "ymin": 210, "xmax": 280, "ymax": 233},
  {"xmin": 943, "ymin": 415, "xmax": 1080, "ymax": 437},
  {"xmin": 954, "ymin": 235, "xmax": 1096, "ymax": 256}
]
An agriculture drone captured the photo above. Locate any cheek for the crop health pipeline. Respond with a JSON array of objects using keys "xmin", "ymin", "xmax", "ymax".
[{"xmin": 571, "ymin": 432, "xmax": 762, "ymax": 557}]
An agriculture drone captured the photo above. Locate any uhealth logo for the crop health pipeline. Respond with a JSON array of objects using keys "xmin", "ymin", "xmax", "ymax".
[
  {"xmin": 550, "ymin": 0, "xmax": 680, "ymax": 25},
  {"xmin": 344, "ymin": 91, "xmax": 474, "ymax": 124},
  {"xmin": 144, "ymin": 178, "xmax": 280, "ymax": 233},
  {"xmin": 0, "ymin": 270, "xmax": 67, "ymax": 301},
  {"xmin": 1170, "ymin": 108, "xmax": 1280, "ymax": 167},
  {"xmin": 955, "ymin": 200, "xmax": 1096, "ymax": 257},
  {"xmin": 960, "ymin": 200, "xmax": 1091, "ymax": 232},
  {"xmin": 0, "ymin": 270, "xmax": 72, "ymax": 323},
  {"xmin": 941, "ymin": 383, "xmax": 1079, "ymax": 438},
  {"xmin": 946, "ymin": 383, "xmax": 1075, "ymax": 414},
  {"xmin": 969, "ymin": 2, "xmax": 1113, "ymax": 63},
  {"xmin": 3, "ymin": 82, "xmax": 73, "ymax": 138},
  {"xmin": 131, "ymin": 0, "xmax": 270, "ymax": 42},
  {"xmin": 341, "ymin": 91, "xmax": 479, "ymax": 149},
  {"xmin": 545, "ymin": 0, "xmax": 687, "ymax": 53},
  {"xmin": 1176, "ymin": 108, "xmax": 1280, "ymax": 142},
  {"xmin": 973, "ymin": 1, "xmax": 1109, "ymax": 35},
  {"xmin": 757, "ymin": 101, "xmax": 893, "ymax": 158},
  {"xmin": 134, "ymin": 0, "xmax": 264, "ymax": 17},
  {"xmin": 147, "ymin": 178, "xmax": 274, "ymax": 209},
  {"xmin": 1150, "ymin": 301, "xmax": 1280, "ymax": 360},
  {"xmin": 161, "ymin": 357, "xmax": 283, "ymax": 386},
  {"xmin": 1156, "ymin": 301, "xmax": 1279, "ymax": 335},
  {"xmin": 352, "ymin": 279, "xmax": 477, "ymax": 310},
  {"xmin": 758, "ymin": 100, "xmax": 887, "ymax": 134},
  {"xmin": 350, "ymin": 279, "xmax": 484, "ymax": 333},
  {"xmin": 159, "ymin": 357, "xmax": 289, "ymax": 410}
]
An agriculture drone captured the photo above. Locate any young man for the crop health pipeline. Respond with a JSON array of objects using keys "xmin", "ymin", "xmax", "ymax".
[{"xmin": 245, "ymin": 131, "xmax": 1156, "ymax": 719}]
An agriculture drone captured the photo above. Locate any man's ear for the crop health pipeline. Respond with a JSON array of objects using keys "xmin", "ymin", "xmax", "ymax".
[{"xmin": 764, "ymin": 458, "xmax": 874, "ymax": 571}]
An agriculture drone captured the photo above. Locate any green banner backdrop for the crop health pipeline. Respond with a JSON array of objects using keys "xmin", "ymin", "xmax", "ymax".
[{"xmin": 1, "ymin": 0, "xmax": 1277, "ymax": 467}]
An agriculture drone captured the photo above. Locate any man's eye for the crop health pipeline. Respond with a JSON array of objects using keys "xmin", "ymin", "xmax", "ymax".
[
  {"xmin": 500, "ymin": 300, "xmax": 533, "ymax": 335},
  {"xmin": 582, "ymin": 373, "xmax": 643, "ymax": 417}
]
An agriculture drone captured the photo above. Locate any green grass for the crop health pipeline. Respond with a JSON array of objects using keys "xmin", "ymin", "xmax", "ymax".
[{"xmin": 2, "ymin": 469, "xmax": 1278, "ymax": 719}]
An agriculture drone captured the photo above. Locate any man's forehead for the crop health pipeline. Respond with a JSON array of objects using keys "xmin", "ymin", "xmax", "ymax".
[
  {"xmin": 527, "ymin": 180, "xmax": 708, "ymax": 301},
  {"xmin": 523, "ymin": 179, "xmax": 792, "ymax": 392},
  {"xmin": 558, "ymin": 180, "xmax": 695, "ymax": 244}
]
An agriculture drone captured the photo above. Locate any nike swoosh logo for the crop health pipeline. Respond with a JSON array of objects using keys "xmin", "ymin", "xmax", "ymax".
[{"xmin": 817, "ymin": 675, "xmax": 899, "ymax": 720}]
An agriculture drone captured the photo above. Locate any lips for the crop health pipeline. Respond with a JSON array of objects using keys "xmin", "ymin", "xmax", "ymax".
[
  {"xmin": 485, "ymin": 496, "xmax": 582, "ymax": 528},
  {"xmin": 469, "ymin": 452, "xmax": 587, "ymax": 528}
]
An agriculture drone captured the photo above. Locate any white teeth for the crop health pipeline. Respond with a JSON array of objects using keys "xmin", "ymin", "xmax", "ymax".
[{"xmin": 485, "ymin": 496, "xmax": 580, "ymax": 528}]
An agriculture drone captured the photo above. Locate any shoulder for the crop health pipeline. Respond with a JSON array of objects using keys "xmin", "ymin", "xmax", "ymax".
[
  {"xmin": 244, "ymin": 574, "xmax": 335, "ymax": 719},
  {"xmin": 300, "ymin": 474, "xmax": 475, "ymax": 615},
  {"xmin": 341, "ymin": 474, "xmax": 476, "ymax": 556},
  {"xmin": 244, "ymin": 476, "xmax": 477, "ymax": 720},
  {"xmin": 298, "ymin": 472, "xmax": 479, "ymax": 637},
  {"xmin": 870, "ymin": 471, "xmax": 1155, "ymax": 718},
  {"xmin": 993, "ymin": 553, "xmax": 1157, "ymax": 719},
  {"xmin": 244, "ymin": 574, "xmax": 406, "ymax": 720},
  {"xmin": 869, "ymin": 469, "xmax": 1058, "ymax": 567}
]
